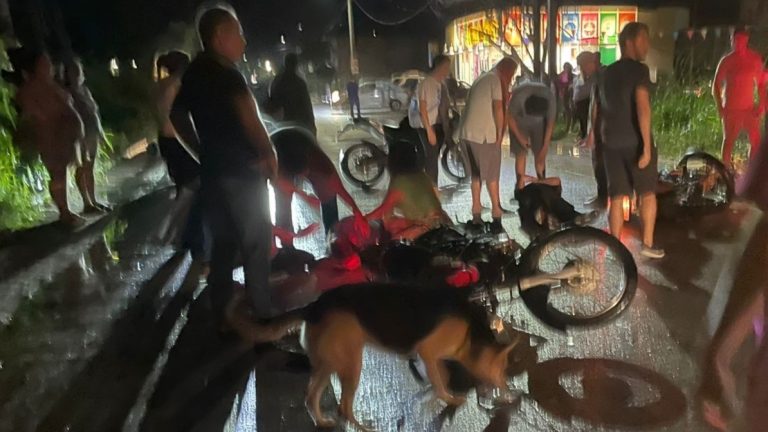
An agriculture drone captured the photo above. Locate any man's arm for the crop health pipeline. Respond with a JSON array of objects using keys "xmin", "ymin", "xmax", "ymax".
[
  {"xmin": 365, "ymin": 189, "xmax": 402, "ymax": 221},
  {"xmin": 506, "ymin": 92, "xmax": 527, "ymax": 146},
  {"xmin": 493, "ymin": 99, "xmax": 505, "ymax": 145},
  {"xmin": 170, "ymin": 96, "xmax": 201, "ymax": 164},
  {"xmin": 587, "ymin": 82, "xmax": 600, "ymax": 148},
  {"xmin": 233, "ymin": 92, "xmax": 277, "ymax": 180},
  {"xmin": 543, "ymin": 92, "xmax": 557, "ymax": 152},
  {"xmin": 636, "ymin": 85, "xmax": 653, "ymax": 168},
  {"xmin": 756, "ymin": 66, "xmax": 766, "ymax": 115},
  {"xmin": 332, "ymin": 176, "xmax": 364, "ymax": 218},
  {"xmin": 712, "ymin": 59, "xmax": 726, "ymax": 115}
]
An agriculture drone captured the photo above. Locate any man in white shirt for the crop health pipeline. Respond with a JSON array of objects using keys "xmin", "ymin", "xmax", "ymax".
[
  {"xmin": 409, "ymin": 54, "xmax": 452, "ymax": 184},
  {"xmin": 459, "ymin": 57, "xmax": 517, "ymax": 232}
]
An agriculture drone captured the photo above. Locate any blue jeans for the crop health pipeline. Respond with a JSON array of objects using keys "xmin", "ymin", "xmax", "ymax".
[{"xmin": 202, "ymin": 173, "xmax": 274, "ymax": 320}]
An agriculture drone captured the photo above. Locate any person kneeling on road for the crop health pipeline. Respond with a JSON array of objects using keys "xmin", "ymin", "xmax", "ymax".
[
  {"xmin": 271, "ymin": 127, "xmax": 369, "ymax": 237},
  {"xmin": 366, "ymin": 138, "xmax": 452, "ymax": 241}
]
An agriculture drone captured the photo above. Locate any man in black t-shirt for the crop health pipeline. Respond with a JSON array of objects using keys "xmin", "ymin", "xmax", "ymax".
[
  {"xmin": 593, "ymin": 22, "xmax": 664, "ymax": 259},
  {"xmin": 171, "ymin": 7, "xmax": 280, "ymax": 322}
]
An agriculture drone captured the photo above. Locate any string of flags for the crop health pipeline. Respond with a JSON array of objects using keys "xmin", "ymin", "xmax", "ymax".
[{"xmin": 673, "ymin": 26, "xmax": 741, "ymax": 41}]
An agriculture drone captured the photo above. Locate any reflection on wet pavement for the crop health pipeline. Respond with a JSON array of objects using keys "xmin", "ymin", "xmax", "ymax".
[{"xmin": 0, "ymin": 107, "xmax": 761, "ymax": 431}]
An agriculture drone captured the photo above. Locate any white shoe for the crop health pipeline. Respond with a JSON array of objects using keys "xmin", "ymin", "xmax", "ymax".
[{"xmin": 640, "ymin": 245, "xmax": 665, "ymax": 259}]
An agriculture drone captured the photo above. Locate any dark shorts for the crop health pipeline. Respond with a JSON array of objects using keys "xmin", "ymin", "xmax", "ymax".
[
  {"xmin": 603, "ymin": 146, "xmax": 658, "ymax": 197},
  {"xmin": 509, "ymin": 122, "xmax": 546, "ymax": 156}
]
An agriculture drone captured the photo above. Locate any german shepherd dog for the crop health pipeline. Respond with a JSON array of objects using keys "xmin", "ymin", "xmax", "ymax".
[{"xmin": 242, "ymin": 282, "xmax": 516, "ymax": 429}]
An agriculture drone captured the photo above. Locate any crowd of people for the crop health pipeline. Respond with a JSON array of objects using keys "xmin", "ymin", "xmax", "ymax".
[{"xmin": 6, "ymin": 3, "xmax": 768, "ymax": 427}]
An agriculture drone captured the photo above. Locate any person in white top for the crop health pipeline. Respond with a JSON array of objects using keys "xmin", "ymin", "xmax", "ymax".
[
  {"xmin": 459, "ymin": 57, "xmax": 517, "ymax": 232},
  {"xmin": 409, "ymin": 54, "xmax": 452, "ymax": 184}
]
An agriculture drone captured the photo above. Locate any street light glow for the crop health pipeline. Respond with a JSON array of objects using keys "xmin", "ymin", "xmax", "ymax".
[
  {"xmin": 265, "ymin": 60, "xmax": 272, "ymax": 73},
  {"xmin": 281, "ymin": 34, "xmax": 286, "ymax": 44}
]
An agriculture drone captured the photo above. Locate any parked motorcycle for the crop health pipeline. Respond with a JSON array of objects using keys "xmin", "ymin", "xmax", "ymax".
[{"xmin": 338, "ymin": 111, "xmax": 469, "ymax": 188}]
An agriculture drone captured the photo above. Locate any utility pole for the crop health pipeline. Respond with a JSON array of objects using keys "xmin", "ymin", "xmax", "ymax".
[
  {"xmin": 547, "ymin": 0, "xmax": 558, "ymax": 83},
  {"xmin": 533, "ymin": 0, "xmax": 542, "ymax": 79},
  {"xmin": 347, "ymin": 0, "xmax": 358, "ymax": 76}
]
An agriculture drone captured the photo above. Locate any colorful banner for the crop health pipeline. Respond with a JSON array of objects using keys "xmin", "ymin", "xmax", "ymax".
[
  {"xmin": 581, "ymin": 12, "xmax": 598, "ymax": 44},
  {"xmin": 600, "ymin": 12, "xmax": 618, "ymax": 45},
  {"xmin": 618, "ymin": 11, "xmax": 636, "ymax": 32},
  {"xmin": 504, "ymin": 10, "xmax": 522, "ymax": 46},
  {"xmin": 562, "ymin": 12, "xmax": 578, "ymax": 43},
  {"xmin": 523, "ymin": 13, "xmax": 534, "ymax": 41}
]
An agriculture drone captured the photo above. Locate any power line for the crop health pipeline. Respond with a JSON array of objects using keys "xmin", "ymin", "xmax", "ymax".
[{"xmin": 354, "ymin": 0, "xmax": 429, "ymax": 26}]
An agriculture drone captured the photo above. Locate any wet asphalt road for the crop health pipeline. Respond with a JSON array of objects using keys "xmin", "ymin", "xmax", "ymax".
[{"xmin": 0, "ymin": 104, "xmax": 762, "ymax": 432}]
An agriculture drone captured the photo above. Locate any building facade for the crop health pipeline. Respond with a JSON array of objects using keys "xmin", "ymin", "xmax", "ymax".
[{"xmin": 445, "ymin": 4, "xmax": 689, "ymax": 84}]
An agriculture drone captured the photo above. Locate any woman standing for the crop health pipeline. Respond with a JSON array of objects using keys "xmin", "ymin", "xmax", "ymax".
[
  {"xmin": 63, "ymin": 57, "xmax": 110, "ymax": 213},
  {"xmin": 4, "ymin": 47, "xmax": 86, "ymax": 226}
]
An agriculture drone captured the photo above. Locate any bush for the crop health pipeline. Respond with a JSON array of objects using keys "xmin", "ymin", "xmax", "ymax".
[
  {"xmin": 652, "ymin": 79, "xmax": 726, "ymax": 162},
  {"xmin": 0, "ymin": 50, "xmax": 50, "ymax": 231}
]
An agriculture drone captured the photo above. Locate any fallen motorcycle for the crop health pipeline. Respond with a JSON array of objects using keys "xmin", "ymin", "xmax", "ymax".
[{"xmin": 375, "ymin": 223, "xmax": 637, "ymax": 331}]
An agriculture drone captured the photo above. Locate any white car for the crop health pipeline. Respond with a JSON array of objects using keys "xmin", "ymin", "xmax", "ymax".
[{"xmin": 355, "ymin": 79, "xmax": 410, "ymax": 111}]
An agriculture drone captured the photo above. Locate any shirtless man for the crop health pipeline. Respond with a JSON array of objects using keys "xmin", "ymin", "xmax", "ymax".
[{"xmin": 713, "ymin": 30, "xmax": 765, "ymax": 166}]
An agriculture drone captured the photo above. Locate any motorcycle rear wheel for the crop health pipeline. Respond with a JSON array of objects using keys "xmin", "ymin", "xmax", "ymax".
[{"xmin": 340, "ymin": 142, "xmax": 387, "ymax": 188}]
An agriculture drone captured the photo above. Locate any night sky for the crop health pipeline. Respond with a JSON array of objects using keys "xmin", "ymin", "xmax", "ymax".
[
  {"xmin": 47, "ymin": 0, "xmax": 739, "ymax": 60},
  {"xmin": 55, "ymin": 0, "xmax": 445, "ymax": 60}
]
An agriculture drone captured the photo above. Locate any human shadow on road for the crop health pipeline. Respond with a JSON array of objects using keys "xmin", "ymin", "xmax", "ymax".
[{"xmin": 527, "ymin": 357, "xmax": 686, "ymax": 429}]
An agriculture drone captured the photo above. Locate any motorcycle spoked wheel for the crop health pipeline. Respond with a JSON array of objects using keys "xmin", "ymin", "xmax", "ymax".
[
  {"xmin": 440, "ymin": 143, "xmax": 469, "ymax": 183},
  {"xmin": 340, "ymin": 141, "xmax": 387, "ymax": 188},
  {"xmin": 516, "ymin": 226, "xmax": 637, "ymax": 330}
]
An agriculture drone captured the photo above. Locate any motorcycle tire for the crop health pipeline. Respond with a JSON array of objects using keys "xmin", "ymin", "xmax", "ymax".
[
  {"xmin": 440, "ymin": 143, "xmax": 469, "ymax": 183},
  {"xmin": 676, "ymin": 151, "xmax": 735, "ymax": 210},
  {"xmin": 340, "ymin": 141, "xmax": 387, "ymax": 188},
  {"xmin": 516, "ymin": 226, "xmax": 637, "ymax": 330},
  {"xmin": 389, "ymin": 99, "xmax": 403, "ymax": 111}
]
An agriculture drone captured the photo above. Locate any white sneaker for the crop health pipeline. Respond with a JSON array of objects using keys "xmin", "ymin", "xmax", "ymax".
[{"xmin": 640, "ymin": 245, "xmax": 665, "ymax": 259}]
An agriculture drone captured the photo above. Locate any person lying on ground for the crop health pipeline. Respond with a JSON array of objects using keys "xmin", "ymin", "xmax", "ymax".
[
  {"xmin": 514, "ymin": 175, "xmax": 597, "ymax": 235},
  {"xmin": 271, "ymin": 126, "xmax": 369, "ymax": 237},
  {"xmin": 365, "ymin": 137, "xmax": 452, "ymax": 241}
]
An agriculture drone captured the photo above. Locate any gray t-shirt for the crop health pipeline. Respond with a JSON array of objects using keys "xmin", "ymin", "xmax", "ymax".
[
  {"xmin": 508, "ymin": 82, "xmax": 556, "ymax": 132},
  {"xmin": 596, "ymin": 58, "xmax": 651, "ymax": 151}
]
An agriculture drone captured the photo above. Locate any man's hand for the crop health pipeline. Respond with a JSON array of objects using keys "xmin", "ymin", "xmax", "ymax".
[
  {"xmin": 517, "ymin": 134, "xmax": 530, "ymax": 149},
  {"xmin": 427, "ymin": 126, "xmax": 437, "ymax": 146},
  {"xmin": 638, "ymin": 150, "xmax": 651, "ymax": 169},
  {"xmin": 585, "ymin": 131, "xmax": 595, "ymax": 149}
]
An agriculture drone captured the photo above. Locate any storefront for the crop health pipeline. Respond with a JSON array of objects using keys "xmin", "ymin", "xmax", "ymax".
[{"xmin": 446, "ymin": 5, "xmax": 685, "ymax": 84}]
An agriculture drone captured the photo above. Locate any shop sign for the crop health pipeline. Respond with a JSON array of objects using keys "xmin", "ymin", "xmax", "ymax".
[
  {"xmin": 581, "ymin": 12, "xmax": 598, "ymax": 44},
  {"xmin": 618, "ymin": 11, "xmax": 636, "ymax": 32},
  {"xmin": 562, "ymin": 12, "xmax": 579, "ymax": 42},
  {"xmin": 600, "ymin": 12, "xmax": 618, "ymax": 44}
]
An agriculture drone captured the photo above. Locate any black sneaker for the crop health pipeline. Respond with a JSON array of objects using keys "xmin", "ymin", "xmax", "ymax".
[{"xmin": 490, "ymin": 218, "xmax": 505, "ymax": 234}]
